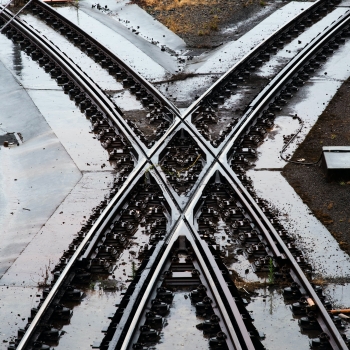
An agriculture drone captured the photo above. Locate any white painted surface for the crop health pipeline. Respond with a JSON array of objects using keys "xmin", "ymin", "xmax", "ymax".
[
  {"xmin": 22, "ymin": 13, "xmax": 120, "ymax": 91},
  {"xmin": 27, "ymin": 89, "xmax": 114, "ymax": 171}
]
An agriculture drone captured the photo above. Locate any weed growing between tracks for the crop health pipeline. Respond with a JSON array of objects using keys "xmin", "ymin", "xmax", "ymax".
[{"xmin": 36, "ymin": 259, "xmax": 54, "ymax": 288}]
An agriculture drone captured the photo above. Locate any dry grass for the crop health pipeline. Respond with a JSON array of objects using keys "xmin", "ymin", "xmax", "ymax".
[
  {"xmin": 133, "ymin": 0, "xmax": 265, "ymax": 46},
  {"xmin": 208, "ymin": 15, "xmax": 219, "ymax": 30},
  {"xmin": 235, "ymin": 280, "xmax": 264, "ymax": 293},
  {"xmin": 140, "ymin": 0, "xmax": 217, "ymax": 11},
  {"xmin": 159, "ymin": 15, "xmax": 193, "ymax": 33},
  {"xmin": 312, "ymin": 277, "xmax": 327, "ymax": 287},
  {"xmin": 134, "ymin": 0, "xmax": 222, "ymax": 35},
  {"xmin": 157, "ymin": 12, "xmax": 220, "ymax": 34}
]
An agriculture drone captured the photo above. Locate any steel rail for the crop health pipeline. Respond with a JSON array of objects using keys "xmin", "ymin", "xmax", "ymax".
[
  {"xmin": 179, "ymin": 0, "xmax": 338, "ymax": 153},
  {"xmin": 0, "ymin": 6, "xmax": 252, "ymax": 350},
  {"xmin": 26, "ymin": 0, "xmax": 332, "ymax": 159},
  {"xmin": 143, "ymin": 8, "xmax": 350, "ymax": 350},
  {"xmin": 0, "ymin": 7, "xmax": 180, "ymax": 349},
  {"xmin": 6, "ymin": 1, "xmax": 182, "ymax": 159},
  {"xmin": 142, "ymin": 0, "xmax": 335, "ymax": 161},
  {"xmin": 0, "ymin": 0, "xmax": 32, "ymax": 33},
  {"xmin": 54, "ymin": 6, "xmax": 350, "ymax": 348},
  {"xmin": 184, "ymin": 221, "xmax": 253, "ymax": 350},
  {"xmin": 1, "ymin": 1, "xmax": 348, "ymax": 348},
  {"xmin": 82, "ymin": 4, "xmax": 349, "ymax": 348},
  {"xmin": 20, "ymin": 0, "xmax": 336, "ymax": 177},
  {"xmin": 115, "ymin": 220, "xmax": 243, "ymax": 350},
  {"xmin": 29, "ymin": 0, "xmax": 182, "ymax": 158},
  {"xmin": 13, "ymin": 158, "xmax": 146, "ymax": 350},
  {"xmin": 1, "ymin": 11, "xmax": 147, "ymax": 160},
  {"xmin": 0, "ymin": 0, "xmax": 15, "ymax": 16},
  {"xmin": 32, "ymin": 0, "xmax": 180, "ymax": 116},
  {"xmin": 115, "ymin": 219, "xmax": 248, "ymax": 350}
]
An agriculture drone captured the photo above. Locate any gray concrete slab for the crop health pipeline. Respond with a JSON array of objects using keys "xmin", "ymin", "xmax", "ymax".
[
  {"xmin": 0, "ymin": 172, "xmax": 114, "ymax": 287},
  {"xmin": 0, "ymin": 58, "xmax": 82, "ymax": 278},
  {"xmin": 0, "ymin": 286, "xmax": 39, "ymax": 344}
]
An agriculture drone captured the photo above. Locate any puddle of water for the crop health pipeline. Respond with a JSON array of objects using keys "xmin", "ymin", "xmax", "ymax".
[
  {"xmin": 27, "ymin": 89, "xmax": 114, "ymax": 171},
  {"xmin": 248, "ymin": 170, "xmax": 350, "ymax": 278},
  {"xmin": 324, "ymin": 284, "xmax": 350, "ymax": 338},
  {"xmin": 323, "ymin": 284, "xmax": 350, "ymax": 338},
  {"xmin": 247, "ymin": 287, "xmax": 317, "ymax": 350},
  {"xmin": 1, "ymin": 172, "xmax": 114, "ymax": 287},
  {"xmin": 54, "ymin": 209, "xmax": 169, "ymax": 347},
  {"xmin": 156, "ymin": 292, "xmax": 209, "ymax": 350},
  {"xmin": 0, "ymin": 34, "xmax": 58, "ymax": 90},
  {"xmin": 0, "ymin": 286, "xmax": 39, "ymax": 343},
  {"xmin": 55, "ymin": 289, "xmax": 122, "ymax": 349},
  {"xmin": 325, "ymin": 283, "xmax": 350, "ymax": 309}
]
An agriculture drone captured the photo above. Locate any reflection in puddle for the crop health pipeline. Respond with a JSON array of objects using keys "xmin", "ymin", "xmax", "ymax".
[
  {"xmin": 55, "ymin": 289, "xmax": 121, "ymax": 349},
  {"xmin": 12, "ymin": 43, "xmax": 22, "ymax": 77},
  {"xmin": 246, "ymin": 287, "xmax": 318, "ymax": 350},
  {"xmin": 156, "ymin": 292, "xmax": 209, "ymax": 350}
]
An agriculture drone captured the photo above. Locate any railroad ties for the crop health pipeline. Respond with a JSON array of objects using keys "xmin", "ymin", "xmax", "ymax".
[
  {"xmin": 29, "ymin": 0, "xmax": 179, "ymax": 149},
  {"xmin": 1, "ymin": 0, "xmax": 350, "ymax": 349}
]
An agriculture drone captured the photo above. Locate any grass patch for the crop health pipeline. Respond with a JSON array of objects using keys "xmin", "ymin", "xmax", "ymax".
[
  {"xmin": 208, "ymin": 15, "xmax": 219, "ymax": 30},
  {"xmin": 137, "ymin": 0, "xmax": 216, "ymax": 11}
]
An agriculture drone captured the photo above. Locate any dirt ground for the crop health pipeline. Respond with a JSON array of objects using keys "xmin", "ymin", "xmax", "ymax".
[
  {"xmin": 132, "ymin": 0, "xmax": 284, "ymax": 50},
  {"xmin": 283, "ymin": 77, "xmax": 350, "ymax": 255}
]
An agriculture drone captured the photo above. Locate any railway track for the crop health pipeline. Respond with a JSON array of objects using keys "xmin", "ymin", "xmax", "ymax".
[
  {"xmin": 1, "ymin": 0, "xmax": 350, "ymax": 349},
  {"xmin": 27, "ymin": 0, "xmax": 181, "ymax": 152}
]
